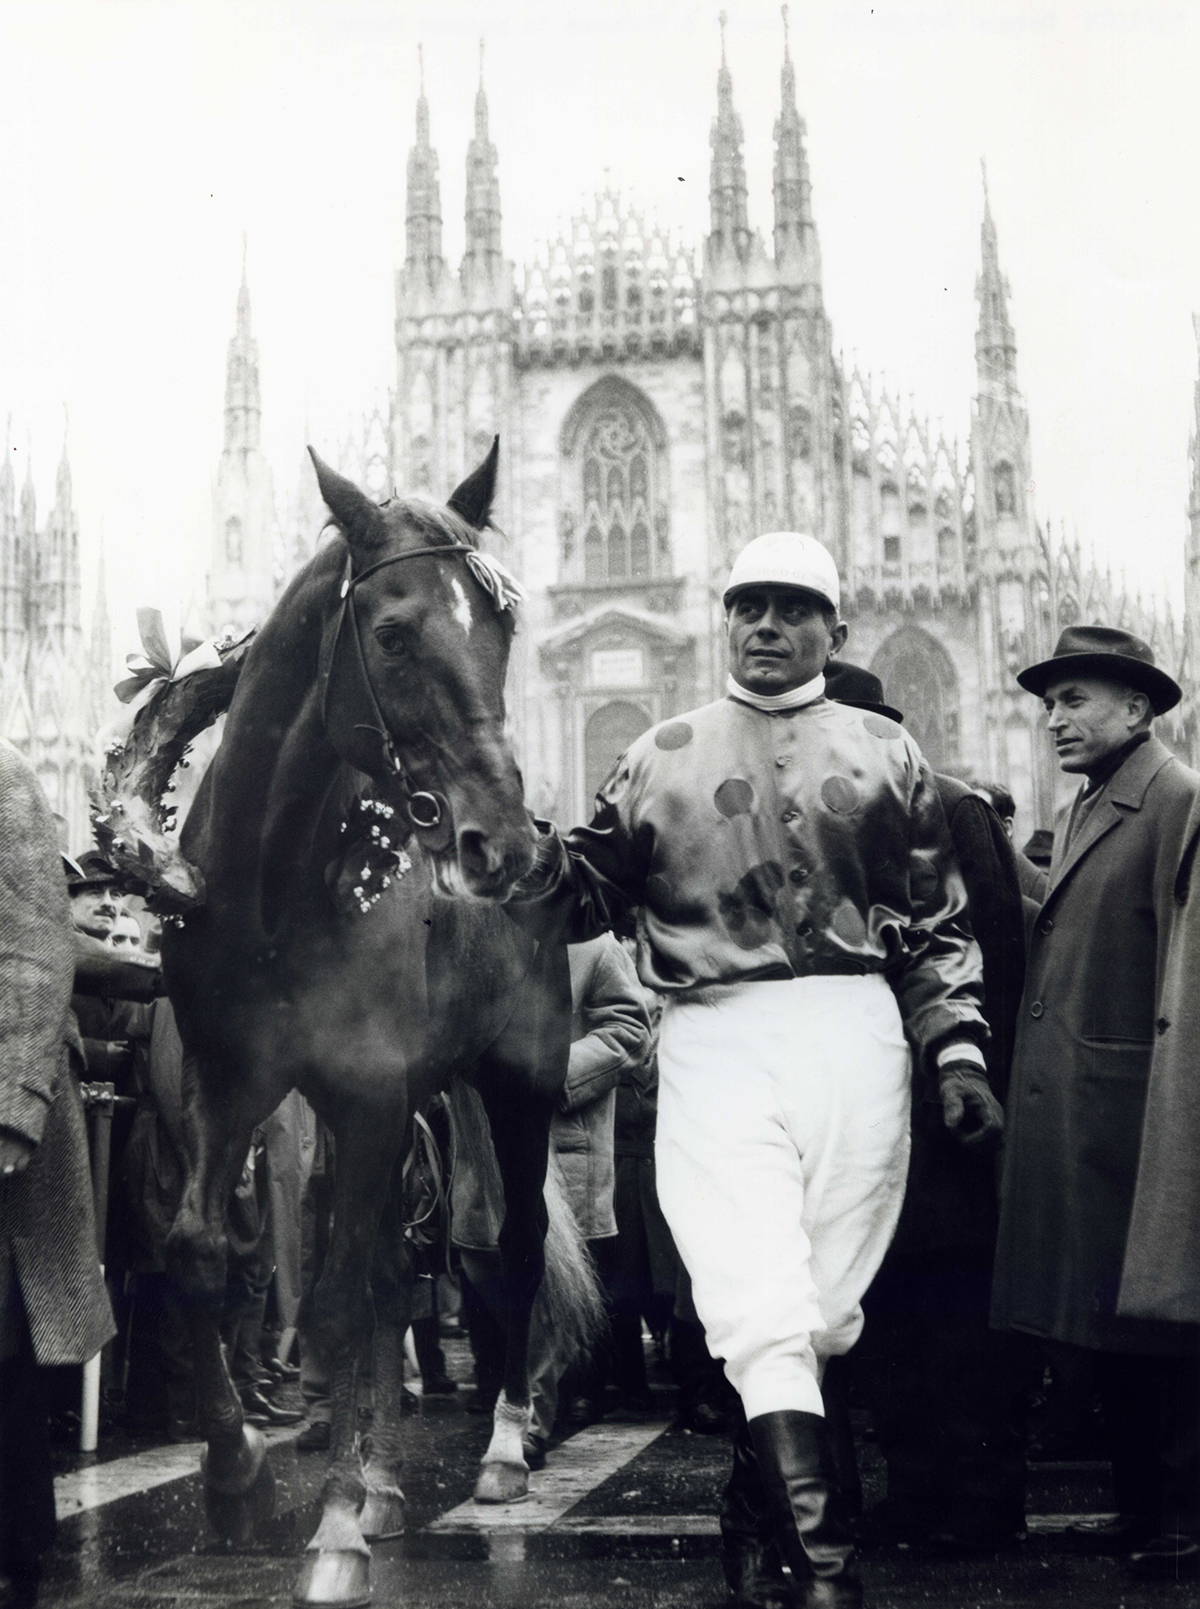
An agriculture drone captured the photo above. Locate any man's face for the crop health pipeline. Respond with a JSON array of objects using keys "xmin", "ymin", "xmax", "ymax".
[
  {"xmin": 70, "ymin": 885, "xmax": 119, "ymax": 940},
  {"xmin": 727, "ymin": 586, "xmax": 847, "ymax": 695},
  {"xmin": 109, "ymin": 915, "xmax": 142, "ymax": 951},
  {"xmin": 1043, "ymin": 676, "xmax": 1148, "ymax": 774}
]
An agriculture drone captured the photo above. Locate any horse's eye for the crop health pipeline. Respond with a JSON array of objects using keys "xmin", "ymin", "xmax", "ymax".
[{"xmin": 374, "ymin": 626, "xmax": 408, "ymax": 658}]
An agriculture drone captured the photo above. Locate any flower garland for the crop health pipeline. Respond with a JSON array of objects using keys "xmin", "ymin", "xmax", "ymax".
[{"xmin": 339, "ymin": 796, "xmax": 414, "ymax": 915}]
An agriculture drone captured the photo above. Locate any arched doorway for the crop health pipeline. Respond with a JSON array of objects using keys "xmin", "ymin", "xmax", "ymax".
[
  {"xmin": 870, "ymin": 628, "xmax": 960, "ymax": 770},
  {"xmin": 584, "ymin": 700, "xmax": 651, "ymax": 809}
]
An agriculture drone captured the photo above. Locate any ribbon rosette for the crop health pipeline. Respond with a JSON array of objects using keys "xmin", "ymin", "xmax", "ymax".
[
  {"xmin": 114, "ymin": 608, "xmax": 226, "ymax": 705},
  {"xmin": 464, "ymin": 548, "xmax": 525, "ymax": 614}
]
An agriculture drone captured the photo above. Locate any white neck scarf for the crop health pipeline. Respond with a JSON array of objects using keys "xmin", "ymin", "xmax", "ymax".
[{"xmin": 726, "ymin": 670, "xmax": 826, "ymax": 712}]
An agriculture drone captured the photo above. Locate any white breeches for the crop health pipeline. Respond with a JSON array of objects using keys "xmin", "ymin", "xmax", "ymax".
[{"xmin": 655, "ymin": 974, "xmax": 911, "ymax": 1420}]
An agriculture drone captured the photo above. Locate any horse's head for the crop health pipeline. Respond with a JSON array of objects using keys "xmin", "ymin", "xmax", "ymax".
[{"xmin": 310, "ymin": 440, "xmax": 536, "ymax": 902}]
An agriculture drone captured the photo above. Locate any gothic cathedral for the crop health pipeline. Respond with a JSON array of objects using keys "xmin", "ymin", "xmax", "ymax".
[
  {"xmin": 375, "ymin": 25, "xmax": 1196, "ymax": 833},
  {"xmin": 0, "ymin": 427, "xmax": 111, "ymax": 849}
]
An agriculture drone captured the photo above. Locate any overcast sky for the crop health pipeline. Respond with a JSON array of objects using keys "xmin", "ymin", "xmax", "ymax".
[{"xmin": 3, "ymin": 0, "xmax": 1198, "ymax": 668}]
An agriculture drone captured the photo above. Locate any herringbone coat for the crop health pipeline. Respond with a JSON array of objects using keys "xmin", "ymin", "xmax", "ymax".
[
  {"xmin": 1119, "ymin": 789, "xmax": 1200, "ymax": 1323},
  {"xmin": 991, "ymin": 736, "xmax": 1200, "ymax": 1354},
  {"xmin": 0, "ymin": 740, "xmax": 114, "ymax": 1365}
]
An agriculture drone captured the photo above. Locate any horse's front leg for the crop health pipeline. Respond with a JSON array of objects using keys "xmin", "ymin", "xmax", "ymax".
[
  {"xmin": 293, "ymin": 1102, "xmax": 404, "ymax": 1609},
  {"xmin": 473, "ymin": 1068, "xmax": 555, "ymax": 1503},
  {"xmin": 359, "ymin": 1155, "xmax": 416, "ymax": 1542},
  {"xmin": 165, "ymin": 1051, "xmax": 281, "ymax": 1542}
]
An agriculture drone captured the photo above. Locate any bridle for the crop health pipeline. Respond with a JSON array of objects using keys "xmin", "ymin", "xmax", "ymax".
[{"xmin": 319, "ymin": 543, "xmax": 476, "ymax": 837}]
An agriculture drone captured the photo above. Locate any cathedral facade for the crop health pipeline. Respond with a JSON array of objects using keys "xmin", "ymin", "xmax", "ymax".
[
  {"xmin": 208, "ymin": 26, "xmax": 1199, "ymax": 838},
  {"xmin": 0, "ymin": 430, "xmax": 111, "ymax": 849}
]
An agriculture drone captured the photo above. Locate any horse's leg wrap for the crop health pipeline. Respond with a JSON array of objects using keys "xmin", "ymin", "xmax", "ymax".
[
  {"xmin": 297, "ymin": 1132, "xmax": 389, "ymax": 1609},
  {"xmin": 295, "ymin": 1342, "xmax": 371, "ymax": 1608},
  {"xmin": 474, "ymin": 1390, "xmax": 533, "ymax": 1504},
  {"xmin": 359, "ymin": 1316, "xmax": 406, "ymax": 1541},
  {"xmin": 174, "ymin": 1227, "xmax": 276, "ymax": 1542},
  {"xmin": 307, "ymin": 1341, "xmax": 368, "ymax": 1556}
]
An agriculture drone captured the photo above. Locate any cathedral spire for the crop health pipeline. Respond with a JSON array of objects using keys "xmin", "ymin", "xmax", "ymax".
[
  {"xmin": 224, "ymin": 241, "xmax": 262, "ymax": 453},
  {"xmin": 772, "ymin": 4, "xmax": 816, "ymax": 274},
  {"xmin": 20, "ymin": 446, "xmax": 35, "ymax": 537},
  {"xmin": 236, "ymin": 231, "xmax": 250, "ymax": 338},
  {"xmin": 462, "ymin": 38, "xmax": 502, "ymax": 293},
  {"xmin": 42, "ymin": 426, "xmax": 81, "ymax": 657},
  {"xmin": 708, "ymin": 11, "xmax": 751, "ymax": 264},
  {"xmin": 975, "ymin": 162, "xmax": 1019, "ymax": 401},
  {"xmin": 208, "ymin": 248, "xmax": 275, "ymax": 639},
  {"xmin": 405, "ymin": 45, "xmax": 444, "ymax": 289},
  {"xmin": 55, "ymin": 412, "xmax": 72, "ymax": 513}
]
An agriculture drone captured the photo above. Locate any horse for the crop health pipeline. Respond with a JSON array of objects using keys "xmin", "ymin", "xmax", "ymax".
[{"xmin": 155, "ymin": 442, "xmax": 576, "ymax": 1607}]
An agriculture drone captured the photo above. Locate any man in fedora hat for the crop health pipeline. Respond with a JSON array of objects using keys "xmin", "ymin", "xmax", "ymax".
[
  {"xmin": 511, "ymin": 532, "xmax": 996, "ymax": 1608},
  {"xmin": 991, "ymin": 624, "xmax": 1200, "ymax": 1578}
]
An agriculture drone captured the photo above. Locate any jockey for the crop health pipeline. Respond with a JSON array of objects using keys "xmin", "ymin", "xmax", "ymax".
[{"xmin": 508, "ymin": 530, "xmax": 996, "ymax": 1609}]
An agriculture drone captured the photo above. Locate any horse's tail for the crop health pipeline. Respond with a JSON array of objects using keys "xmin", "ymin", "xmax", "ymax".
[
  {"xmin": 535, "ymin": 1152, "xmax": 607, "ymax": 1364},
  {"xmin": 445, "ymin": 1078, "xmax": 607, "ymax": 1366}
]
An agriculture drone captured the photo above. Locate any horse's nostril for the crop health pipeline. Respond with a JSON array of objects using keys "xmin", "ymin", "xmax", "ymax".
[{"xmin": 459, "ymin": 829, "xmax": 499, "ymax": 873}]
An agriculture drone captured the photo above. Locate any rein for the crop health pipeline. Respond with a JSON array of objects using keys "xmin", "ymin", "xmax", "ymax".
[{"xmin": 320, "ymin": 543, "xmax": 475, "ymax": 835}]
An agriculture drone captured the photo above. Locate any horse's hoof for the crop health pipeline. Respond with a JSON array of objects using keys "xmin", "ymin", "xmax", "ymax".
[
  {"xmin": 202, "ymin": 1423, "xmax": 268, "ymax": 1495},
  {"xmin": 473, "ymin": 1460, "xmax": 530, "ymax": 1504},
  {"xmin": 359, "ymin": 1486, "xmax": 406, "ymax": 1542},
  {"xmin": 292, "ymin": 1548, "xmax": 371, "ymax": 1607},
  {"xmin": 204, "ymin": 1447, "xmax": 276, "ymax": 1544}
]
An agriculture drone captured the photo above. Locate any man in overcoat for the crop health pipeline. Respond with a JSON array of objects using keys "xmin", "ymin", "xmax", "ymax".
[
  {"xmin": 1119, "ymin": 788, "xmax": 1200, "ymax": 1325},
  {"xmin": 0, "ymin": 742, "xmax": 115, "ymax": 1606},
  {"xmin": 991, "ymin": 625, "xmax": 1200, "ymax": 1578}
]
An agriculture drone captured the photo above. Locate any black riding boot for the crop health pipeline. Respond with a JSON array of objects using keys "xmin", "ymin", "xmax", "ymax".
[
  {"xmin": 721, "ymin": 1406, "xmax": 790, "ymax": 1608},
  {"xmin": 748, "ymin": 1410, "xmax": 863, "ymax": 1609}
]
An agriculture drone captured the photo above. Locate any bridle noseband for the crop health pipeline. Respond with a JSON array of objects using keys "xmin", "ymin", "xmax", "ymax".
[{"xmin": 320, "ymin": 543, "xmax": 476, "ymax": 836}]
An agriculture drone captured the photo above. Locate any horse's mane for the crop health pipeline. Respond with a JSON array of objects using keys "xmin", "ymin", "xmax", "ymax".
[
  {"xmin": 380, "ymin": 495, "xmax": 483, "ymax": 552},
  {"xmin": 321, "ymin": 495, "xmax": 483, "ymax": 555}
]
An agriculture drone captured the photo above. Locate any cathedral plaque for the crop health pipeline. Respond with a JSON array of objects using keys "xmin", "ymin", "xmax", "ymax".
[{"xmin": 590, "ymin": 649, "xmax": 645, "ymax": 688}]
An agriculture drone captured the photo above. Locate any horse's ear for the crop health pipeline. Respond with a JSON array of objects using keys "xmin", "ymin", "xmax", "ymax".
[
  {"xmin": 308, "ymin": 448, "xmax": 387, "ymax": 550},
  {"xmin": 447, "ymin": 436, "xmax": 499, "ymax": 530}
]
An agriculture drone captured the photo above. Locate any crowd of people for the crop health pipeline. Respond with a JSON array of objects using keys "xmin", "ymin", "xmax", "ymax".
[{"xmin": 2, "ymin": 525, "xmax": 1198, "ymax": 1609}]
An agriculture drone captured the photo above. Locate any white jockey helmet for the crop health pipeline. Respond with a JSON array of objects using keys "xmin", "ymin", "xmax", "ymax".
[{"xmin": 722, "ymin": 531, "xmax": 841, "ymax": 614}]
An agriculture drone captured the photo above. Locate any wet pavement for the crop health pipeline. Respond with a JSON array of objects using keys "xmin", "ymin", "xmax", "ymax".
[{"xmin": 35, "ymin": 1341, "xmax": 1200, "ymax": 1608}]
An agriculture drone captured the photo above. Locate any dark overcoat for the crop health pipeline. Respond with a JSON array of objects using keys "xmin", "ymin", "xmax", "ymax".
[
  {"xmin": 0, "ymin": 739, "xmax": 115, "ymax": 1366},
  {"xmin": 990, "ymin": 736, "xmax": 1200, "ymax": 1353},
  {"xmin": 889, "ymin": 776, "xmax": 1025, "ymax": 1256},
  {"xmin": 1118, "ymin": 791, "xmax": 1200, "ymax": 1323}
]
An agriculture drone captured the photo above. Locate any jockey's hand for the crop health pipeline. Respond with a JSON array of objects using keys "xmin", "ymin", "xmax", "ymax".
[
  {"xmin": 0, "ymin": 1127, "xmax": 37, "ymax": 1177},
  {"xmin": 939, "ymin": 1060, "xmax": 1004, "ymax": 1147}
]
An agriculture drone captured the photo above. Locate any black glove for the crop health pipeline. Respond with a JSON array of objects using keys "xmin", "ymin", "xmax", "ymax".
[{"xmin": 938, "ymin": 1059, "xmax": 1004, "ymax": 1147}]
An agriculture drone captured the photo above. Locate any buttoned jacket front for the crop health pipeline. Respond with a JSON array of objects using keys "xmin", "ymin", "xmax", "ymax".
[{"xmin": 990, "ymin": 735, "xmax": 1200, "ymax": 1352}]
